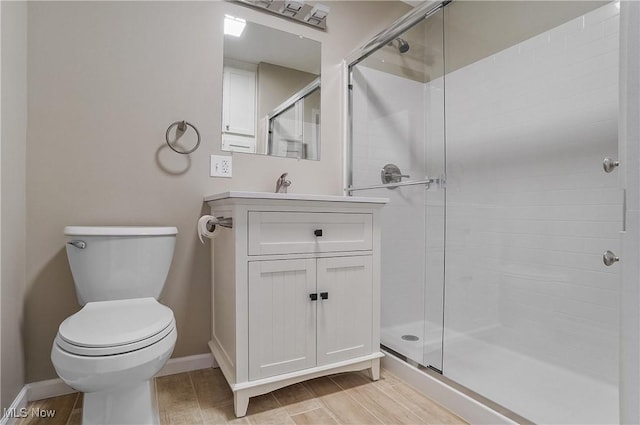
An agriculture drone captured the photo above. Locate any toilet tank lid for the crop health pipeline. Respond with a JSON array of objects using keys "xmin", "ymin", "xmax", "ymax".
[{"xmin": 64, "ymin": 226, "xmax": 178, "ymax": 236}]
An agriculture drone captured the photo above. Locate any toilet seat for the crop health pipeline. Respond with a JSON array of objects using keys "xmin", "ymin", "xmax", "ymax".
[{"xmin": 56, "ymin": 297, "xmax": 175, "ymax": 356}]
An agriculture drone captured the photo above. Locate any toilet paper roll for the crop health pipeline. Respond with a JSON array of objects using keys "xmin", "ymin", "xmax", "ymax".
[{"xmin": 198, "ymin": 215, "xmax": 221, "ymax": 243}]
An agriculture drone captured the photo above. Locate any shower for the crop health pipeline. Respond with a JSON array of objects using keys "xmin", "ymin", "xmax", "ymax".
[
  {"xmin": 347, "ymin": 1, "xmax": 621, "ymax": 424},
  {"xmin": 391, "ymin": 37, "xmax": 410, "ymax": 53}
]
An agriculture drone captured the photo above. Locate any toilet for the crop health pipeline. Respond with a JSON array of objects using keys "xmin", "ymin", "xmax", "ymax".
[{"xmin": 51, "ymin": 226, "xmax": 178, "ymax": 425}]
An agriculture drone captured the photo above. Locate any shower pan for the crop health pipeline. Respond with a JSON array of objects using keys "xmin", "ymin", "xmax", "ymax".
[{"xmin": 346, "ymin": 1, "xmax": 622, "ymax": 423}]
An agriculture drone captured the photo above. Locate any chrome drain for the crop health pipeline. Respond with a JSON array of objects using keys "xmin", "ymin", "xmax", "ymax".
[{"xmin": 401, "ymin": 334, "xmax": 419, "ymax": 341}]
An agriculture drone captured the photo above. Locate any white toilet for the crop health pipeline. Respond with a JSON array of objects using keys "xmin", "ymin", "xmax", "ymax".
[{"xmin": 51, "ymin": 226, "xmax": 178, "ymax": 425}]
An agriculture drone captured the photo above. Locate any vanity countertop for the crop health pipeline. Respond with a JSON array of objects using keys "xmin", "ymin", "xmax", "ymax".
[{"xmin": 204, "ymin": 191, "xmax": 389, "ymax": 204}]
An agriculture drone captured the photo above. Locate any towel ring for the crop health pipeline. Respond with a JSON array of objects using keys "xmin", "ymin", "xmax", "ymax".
[{"xmin": 166, "ymin": 120, "xmax": 201, "ymax": 154}]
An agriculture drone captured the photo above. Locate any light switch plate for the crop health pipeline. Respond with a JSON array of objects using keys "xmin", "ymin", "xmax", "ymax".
[{"xmin": 211, "ymin": 155, "xmax": 232, "ymax": 178}]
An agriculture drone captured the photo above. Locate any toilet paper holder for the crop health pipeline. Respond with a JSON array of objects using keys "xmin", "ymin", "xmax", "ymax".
[{"xmin": 206, "ymin": 216, "xmax": 233, "ymax": 231}]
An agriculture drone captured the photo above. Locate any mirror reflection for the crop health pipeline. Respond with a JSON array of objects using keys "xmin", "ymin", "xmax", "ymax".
[{"xmin": 222, "ymin": 17, "xmax": 321, "ymax": 160}]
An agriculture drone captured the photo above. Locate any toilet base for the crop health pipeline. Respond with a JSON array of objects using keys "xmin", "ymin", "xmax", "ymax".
[{"xmin": 83, "ymin": 379, "xmax": 159, "ymax": 425}]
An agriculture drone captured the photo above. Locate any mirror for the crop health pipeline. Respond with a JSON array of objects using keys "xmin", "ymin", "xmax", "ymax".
[{"xmin": 222, "ymin": 18, "xmax": 321, "ymax": 160}]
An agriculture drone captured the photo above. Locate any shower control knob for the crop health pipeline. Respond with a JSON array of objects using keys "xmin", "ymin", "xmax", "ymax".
[
  {"xmin": 603, "ymin": 157, "xmax": 620, "ymax": 173},
  {"xmin": 603, "ymin": 250, "xmax": 619, "ymax": 266}
]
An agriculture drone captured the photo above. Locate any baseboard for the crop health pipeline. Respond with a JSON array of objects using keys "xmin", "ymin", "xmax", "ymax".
[
  {"xmin": 0, "ymin": 386, "xmax": 28, "ymax": 425},
  {"xmin": 381, "ymin": 351, "xmax": 520, "ymax": 425},
  {"xmin": 0, "ymin": 352, "xmax": 217, "ymax": 419},
  {"xmin": 25, "ymin": 378, "xmax": 77, "ymax": 403},
  {"xmin": 155, "ymin": 352, "xmax": 217, "ymax": 378}
]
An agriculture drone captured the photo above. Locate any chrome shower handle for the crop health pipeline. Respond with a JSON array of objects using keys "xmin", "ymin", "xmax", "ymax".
[
  {"xmin": 383, "ymin": 172, "xmax": 411, "ymax": 179},
  {"xmin": 381, "ymin": 164, "xmax": 411, "ymax": 185},
  {"xmin": 67, "ymin": 240, "xmax": 87, "ymax": 249}
]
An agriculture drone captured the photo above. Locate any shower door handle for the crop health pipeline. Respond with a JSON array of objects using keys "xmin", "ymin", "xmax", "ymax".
[
  {"xmin": 603, "ymin": 157, "xmax": 620, "ymax": 173},
  {"xmin": 345, "ymin": 177, "xmax": 444, "ymax": 192},
  {"xmin": 603, "ymin": 250, "xmax": 619, "ymax": 266}
]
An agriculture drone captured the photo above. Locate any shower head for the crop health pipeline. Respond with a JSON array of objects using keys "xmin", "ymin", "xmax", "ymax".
[{"xmin": 394, "ymin": 37, "xmax": 410, "ymax": 54}]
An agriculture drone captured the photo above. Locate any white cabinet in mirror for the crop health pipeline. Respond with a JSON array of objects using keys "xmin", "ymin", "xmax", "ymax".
[{"xmin": 222, "ymin": 17, "xmax": 321, "ymax": 160}]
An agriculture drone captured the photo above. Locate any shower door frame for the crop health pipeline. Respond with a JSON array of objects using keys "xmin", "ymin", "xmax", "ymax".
[
  {"xmin": 619, "ymin": 2, "xmax": 640, "ymax": 423},
  {"xmin": 342, "ymin": 0, "xmax": 446, "ymax": 193},
  {"xmin": 343, "ymin": 0, "xmax": 448, "ymax": 372}
]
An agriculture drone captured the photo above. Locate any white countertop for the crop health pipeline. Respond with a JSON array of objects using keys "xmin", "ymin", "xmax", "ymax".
[{"xmin": 204, "ymin": 191, "xmax": 389, "ymax": 204}]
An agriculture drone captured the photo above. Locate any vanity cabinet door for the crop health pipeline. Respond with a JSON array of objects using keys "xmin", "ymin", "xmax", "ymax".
[
  {"xmin": 248, "ymin": 259, "xmax": 317, "ymax": 380},
  {"xmin": 316, "ymin": 256, "xmax": 373, "ymax": 366}
]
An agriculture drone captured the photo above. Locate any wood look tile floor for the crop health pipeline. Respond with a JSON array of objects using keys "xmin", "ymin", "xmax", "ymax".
[{"xmin": 16, "ymin": 368, "xmax": 466, "ymax": 425}]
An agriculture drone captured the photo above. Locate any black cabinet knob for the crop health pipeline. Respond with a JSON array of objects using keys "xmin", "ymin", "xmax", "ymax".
[
  {"xmin": 309, "ymin": 293, "xmax": 318, "ymax": 301},
  {"xmin": 314, "ymin": 229, "xmax": 323, "ymax": 237},
  {"xmin": 320, "ymin": 292, "xmax": 328, "ymax": 300}
]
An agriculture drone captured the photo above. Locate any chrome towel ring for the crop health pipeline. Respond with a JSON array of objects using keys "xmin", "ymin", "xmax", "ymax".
[{"xmin": 165, "ymin": 120, "xmax": 201, "ymax": 154}]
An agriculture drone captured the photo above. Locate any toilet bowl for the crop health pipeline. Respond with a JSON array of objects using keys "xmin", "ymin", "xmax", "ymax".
[{"xmin": 51, "ymin": 227, "xmax": 178, "ymax": 425}]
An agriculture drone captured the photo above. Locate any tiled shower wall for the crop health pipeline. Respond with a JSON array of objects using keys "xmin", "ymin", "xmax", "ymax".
[{"xmin": 443, "ymin": 1, "xmax": 620, "ymax": 383}]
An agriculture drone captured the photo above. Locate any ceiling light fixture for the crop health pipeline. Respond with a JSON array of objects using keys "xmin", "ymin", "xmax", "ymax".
[
  {"xmin": 280, "ymin": 1, "xmax": 304, "ymax": 16},
  {"xmin": 232, "ymin": 0, "xmax": 328, "ymax": 30},
  {"xmin": 304, "ymin": 3, "xmax": 329, "ymax": 25},
  {"xmin": 254, "ymin": 0, "xmax": 273, "ymax": 7}
]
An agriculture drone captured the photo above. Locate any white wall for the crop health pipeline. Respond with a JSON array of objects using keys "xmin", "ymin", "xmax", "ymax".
[{"xmin": 1, "ymin": 0, "xmax": 27, "ymax": 411}]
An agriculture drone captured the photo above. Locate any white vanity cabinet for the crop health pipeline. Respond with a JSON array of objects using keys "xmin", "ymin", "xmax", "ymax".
[
  {"xmin": 204, "ymin": 192, "xmax": 387, "ymax": 417},
  {"xmin": 248, "ymin": 255, "xmax": 373, "ymax": 381}
]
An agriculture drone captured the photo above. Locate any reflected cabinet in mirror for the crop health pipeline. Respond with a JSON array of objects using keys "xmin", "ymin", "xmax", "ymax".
[{"xmin": 222, "ymin": 17, "xmax": 321, "ymax": 160}]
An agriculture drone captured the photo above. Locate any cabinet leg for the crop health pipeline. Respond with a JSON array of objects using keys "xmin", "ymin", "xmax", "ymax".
[
  {"xmin": 234, "ymin": 391, "xmax": 249, "ymax": 417},
  {"xmin": 368, "ymin": 358, "xmax": 380, "ymax": 381}
]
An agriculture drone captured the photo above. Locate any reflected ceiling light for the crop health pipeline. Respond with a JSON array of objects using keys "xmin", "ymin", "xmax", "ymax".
[
  {"xmin": 304, "ymin": 3, "xmax": 329, "ymax": 25},
  {"xmin": 224, "ymin": 14, "xmax": 247, "ymax": 37}
]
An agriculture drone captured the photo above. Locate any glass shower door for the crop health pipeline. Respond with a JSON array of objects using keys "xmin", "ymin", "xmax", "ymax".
[
  {"xmin": 442, "ymin": 2, "xmax": 621, "ymax": 423},
  {"xmin": 348, "ymin": 8, "xmax": 446, "ymax": 370},
  {"xmin": 349, "ymin": 1, "xmax": 621, "ymax": 422}
]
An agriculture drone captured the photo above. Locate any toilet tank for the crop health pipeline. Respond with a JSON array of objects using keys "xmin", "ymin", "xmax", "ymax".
[{"xmin": 64, "ymin": 226, "xmax": 178, "ymax": 305}]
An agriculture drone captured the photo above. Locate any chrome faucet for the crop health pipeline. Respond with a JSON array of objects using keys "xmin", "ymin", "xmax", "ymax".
[{"xmin": 275, "ymin": 173, "xmax": 291, "ymax": 193}]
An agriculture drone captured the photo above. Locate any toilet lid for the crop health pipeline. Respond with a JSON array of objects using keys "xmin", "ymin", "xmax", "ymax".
[{"xmin": 58, "ymin": 298, "xmax": 174, "ymax": 348}]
